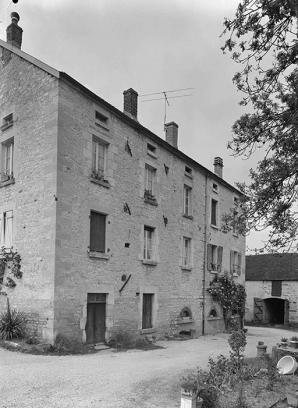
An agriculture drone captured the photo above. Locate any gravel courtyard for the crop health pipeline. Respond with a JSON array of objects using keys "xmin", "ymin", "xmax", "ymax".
[{"xmin": 0, "ymin": 327, "xmax": 293, "ymax": 408}]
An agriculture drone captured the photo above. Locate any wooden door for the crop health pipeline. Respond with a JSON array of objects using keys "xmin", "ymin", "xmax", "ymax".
[
  {"xmin": 86, "ymin": 293, "xmax": 106, "ymax": 344},
  {"xmin": 253, "ymin": 297, "xmax": 263, "ymax": 324}
]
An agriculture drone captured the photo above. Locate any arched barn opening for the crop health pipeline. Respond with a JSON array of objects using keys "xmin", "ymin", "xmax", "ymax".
[{"xmin": 253, "ymin": 297, "xmax": 289, "ymax": 325}]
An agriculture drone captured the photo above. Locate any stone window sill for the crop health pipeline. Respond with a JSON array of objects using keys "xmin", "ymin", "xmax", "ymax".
[
  {"xmin": 1, "ymin": 122, "xmax": 13, "ymax": 132},
  {"xmin": 90, "ymin": 177, "xmax": 111, "ymax": 188},
  {"xmin": 177, "ymin": 318, "xmax": 194, "ymax": 324},
  {"xmin": 140, "ymin": 328, "xmax": 156, "ymax": 334},
  {"xmin": 183, "ymin": 214, "xmax": 193, "ymax": 220},
  {"xmin": 88, "ymin": 251, "xmax": 110, "ymax": 260},
  {"xmin": 211, "ymin": 224, "xmax": 219, "ymax": 230},
  {"xmin": 233, "ymin": 233, "xmax": 238, "ymax": 238},
  {"xmin": 147, "ymin": 150, "xmax": 157, "ymax": 159},
  {"xmin": 184, "ymin": 172, "xmax": 193, "ymax": 179},
  {"xmin": 210, "ymin": 270, "xmax": 218, "ymax": 274},
  {"xmin": 142, "ymin": 260, "xmax": 157, "ymax": 266},
  {"xmin": 0, "ymin": 178, "xmax": 15, "ymax": 188},
  {"xmin": 207, "ymin": 317, "xmax": 221, "ymax": 321},
  {"xmin": 144, "ymin": 197, "xmax": 158, "ymax": 206},
  {"xmin": 182, "ymin": 266, "xmax": 192, "ymax": 271}
]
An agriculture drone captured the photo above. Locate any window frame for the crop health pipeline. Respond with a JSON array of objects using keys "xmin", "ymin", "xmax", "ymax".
[
  {"xmin": 89, "ymin": 211, "xmax": 107, "ymax": 254},
  {"xmin": 182, "ymin": 236, "xmax": 192, "ymax": 268},
  {"xmin": 144, "ymin": 165, "xmax": 156, "ymax": 196},
  {"xmin": 142, "ymin": 293, "xmax": 154, "ymax": 329},
  {"xmin": 211, "ymin": 199, "xmax": 218, "ymax": 226},
  {"xmin": 183, "ymin": 185, "xmax": 192, "ymax": 217},
  {"xmin": 0, "ymin": 209, "xmax": 13, "ymax": 249},
  {"xmin": 143, "ymin": 226, "xmax": 154, "ymax": 261},
  {"xmin": 92, "ymin": 137, "xmax": 108, "ymax": 180},
  {"xmin": 230, "ymin": 250, "xmax": 242, "ymax": 276},
  {"xmin": 207, "ymin": 244, "xmax": 223, "ymax": 272},
  {"xmin": 272, "ymin": 280, "xmax": 282, "ymax": 297}
]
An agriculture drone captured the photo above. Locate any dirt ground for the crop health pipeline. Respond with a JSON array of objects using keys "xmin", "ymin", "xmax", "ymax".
[{"xmin": 1, "ymin": 326, "xmax": 298, "ymax": 408}]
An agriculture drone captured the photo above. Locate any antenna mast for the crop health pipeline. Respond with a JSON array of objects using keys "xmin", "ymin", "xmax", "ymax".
[{"xmin": 139, "ymin": 87, "xmax": 194, "ymax": 128}]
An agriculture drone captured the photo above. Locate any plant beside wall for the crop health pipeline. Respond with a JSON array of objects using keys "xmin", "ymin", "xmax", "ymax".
[
  {"xmin": 0, "ymin": 247, "xmax": 22, "ymax": 288},
  {"xmin": 0, "ymin": 298, "xmax": 27, "ymax": 340},
  {"xmin": 208, "ymin": 271, "xmax": 247, "ymax": 330},
  {"xmin": 290, "ymin": 336, "xmax": 298, "ymax": 349}
]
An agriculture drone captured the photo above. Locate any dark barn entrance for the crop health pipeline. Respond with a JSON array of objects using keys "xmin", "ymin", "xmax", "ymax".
[{"xmin": 253, "ymin": 297, "xmax": 289, "ymax": 325}]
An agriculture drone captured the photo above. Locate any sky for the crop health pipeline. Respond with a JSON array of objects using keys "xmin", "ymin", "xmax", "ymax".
[{"xmin": 0, "ymin": 0, "xmax": 268, "ymax": 253}]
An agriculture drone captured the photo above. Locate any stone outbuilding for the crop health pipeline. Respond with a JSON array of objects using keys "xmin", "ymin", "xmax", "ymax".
[
  {"xmin": 245, "ymin": 253, "xmax": 298, "ymax": 325},
  {"xmin": 0, "ymin": 14, "xmax": 245, "ymax": 343}
]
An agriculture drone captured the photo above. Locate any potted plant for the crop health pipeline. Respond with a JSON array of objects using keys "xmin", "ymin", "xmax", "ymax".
[
  {"xmin": 180, "ymin": 372, "xmax": 206, "ymax": 408},
  {"xmin": 280, "ymin": 337, "xmax": 288, "ymax": 347},
  {"xmin": 290, "ymin": 336, "xmax": 298, "ymax": 349},
  {"xmin": 144, "ymin": 189, "xmax": 156, "ymax": 202}
]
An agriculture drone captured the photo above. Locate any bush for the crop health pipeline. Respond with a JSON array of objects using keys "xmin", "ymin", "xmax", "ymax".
[
  {"xmin": 53, "ymin": 333, "xmax": 84, "ymax": 354},
  {"xmin": 0, "ymin": 299, "xmax": 27, "ymax": 340},
  {"xmin": 107, "ymin": 329, "xmax": 135, "ymax": 350}
]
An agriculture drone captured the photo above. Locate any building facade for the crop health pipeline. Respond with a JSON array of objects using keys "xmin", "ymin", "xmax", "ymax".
[
  {"xmin": 0, "ymin": 15, "xmax": 245, "ymax": 343},
  {"xmin": 246, "ymin": 253, "xmax": 298, "ymax": 326}
]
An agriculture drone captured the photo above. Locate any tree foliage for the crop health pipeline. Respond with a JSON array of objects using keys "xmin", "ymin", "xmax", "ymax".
[{"xmin": 222, "ymin": 0, "xmax": 298, "ymax": 251}]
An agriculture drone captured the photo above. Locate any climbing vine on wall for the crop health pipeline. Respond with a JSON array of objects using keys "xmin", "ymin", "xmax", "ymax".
[
  {"xmin": 208, "ymin": 271, "xmax": 246, "ymax": 331},
  {"xmin": 0, "ymin": 247, "xmax": 22, "ymax": 288}
]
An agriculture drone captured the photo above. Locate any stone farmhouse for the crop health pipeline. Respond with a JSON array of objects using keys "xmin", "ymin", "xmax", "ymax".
[
  {"xmin": 246, "ymin": 253, "xmax": 298, "ymax": 326},
  {"xmin": 0, "ymin": 14, "xmax": 245, "ymax": 343}
]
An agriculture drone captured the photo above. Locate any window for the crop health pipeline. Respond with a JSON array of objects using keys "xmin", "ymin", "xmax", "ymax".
[
  {"xmin": 207, "ymin": 244, "xmax": 223, "ymax": 272},
  {"xmin": 144, "ymin": 226, "xmax": 154, "ymax": 260},
  {"xmin": 142, "ymin": 294, "xmax": 154, "ymax": 329},
  {"xmin": 182, "ymin": 237, "xmax": 192, "ymax": 267},
  {"xmin": 147, "ymin": 143, "xmax": 156, "ymax": 157},
  {"xmin": 211, "ymin": 199, "xmax": 218, "ymax": 226},
  {"xmin": 0, "ymin": 210, "xmax": 13, "ymax": 249},
  {"xmin": 183, "ymin": 186, "xmax": 192, "ymax": 216},
  {"xmin": 233, "ymin": 209, "xmax": 238, "ymax": 235},
  {"xmin": 2, "ymin": 139, "xmax": 14, "ymax": 181},
  {"xmin": 230, "ymin": 250, "xmax": 241, "ymax": 275},
  {"xmin": 272, "ymin": 281, "xmax": 282, "ymax": 297},
  {"xmin": 144, "ymin": 165, "xmax": 156, "ymax": 196},
  {"xmin": 1, "ymin": 113, "xmax": 13, "ymax": 131},
  {"xmin": 95, "ymin": 110, "xmax": 109, "ymax": 129},
  {"xmin": 185, "ymin": 166, "xmax": 193, "ymax": 177},
  {"xmin": 212, "ymin": 183, "xmax": 218, "ymax": 193},
  {"xmin": 89, "ymin": 211, "xmax": 106, "ymax": 253},
  {"xmin": 92, "ymin": 138, "xmax": 106, "ymax": 179}
]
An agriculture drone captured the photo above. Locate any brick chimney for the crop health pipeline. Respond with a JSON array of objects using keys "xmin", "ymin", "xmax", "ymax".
[
  {"xmin": 164, "ymin": 122, "xmax": 178, "ymax": 149},
  {"xmin": 123, "ymin": 88, "xmax": 138, "ymax": 120},
  {"xmin": 6, "ymin": 12, "xmax": 23, "ymax": 49},
  {"xmin": 214, "ymin": 157, "xmax": 223, "ymax": 178}
]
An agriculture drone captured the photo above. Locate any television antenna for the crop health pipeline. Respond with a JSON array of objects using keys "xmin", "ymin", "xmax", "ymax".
[{"xmin": 139, "ymin": 87, "xmax": 194, "ymax": 127}]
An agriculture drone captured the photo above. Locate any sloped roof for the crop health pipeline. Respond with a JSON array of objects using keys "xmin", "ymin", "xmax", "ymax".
[{"xmin": 246, "ymin": 253, "xmax": 298, "ymax": 281}]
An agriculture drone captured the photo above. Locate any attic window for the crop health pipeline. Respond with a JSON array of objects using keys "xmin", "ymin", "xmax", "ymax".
[
  {"xmin": 147, "ymin": 143, "xmax": 157, "ymax": 157},
  {"xmin": 212, "ymin": 183, "xmax": 218, "ymax": 193},
  {"xmin": 185, "ymin": 166, "xmax": 193, "ymax": 177},
  {"xmin": 1, "ymin": 114, "xmax": 13, "ymax": 131},
  {"xmin": 234, "ymin": 197, "xmax": 239, "ymax": 206},
  {"xmin": 95, "ymin": 111, "xmax": 109, "ymax": 129}
]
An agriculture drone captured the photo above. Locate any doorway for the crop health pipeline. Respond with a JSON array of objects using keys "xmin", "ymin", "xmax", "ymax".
[
  {"xmin": 86, "ymin": 293, "xmax": 106, "ymax": 344},
  {"xmin": 253, "ymin": 297, "xmax": 289, "ymax": 325}
]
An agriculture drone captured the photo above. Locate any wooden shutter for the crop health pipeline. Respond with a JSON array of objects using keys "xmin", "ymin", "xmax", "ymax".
[
  {"xmin": 142, "ymin": 294, "xmax": 153, "ymax": 329},
  {"xmin": 237, "ymin": 252, "xmax": 242, "ymax": 275},
  {"xmin": 230, "ymin": 250, "xmax": 234, "ymax": 274},
  {"xmin": 217, "ymin": 246, "xmax": 223, "ymax": 272},
  {"xmin": 254, "ymin": 297, "xmax": 263, "ymax": 323},
  {"xmin": 207, "ymin": 244, "xmax": 212, "ymax": 271},
  {"xmin": 0, "ymin": 213, "xmax": 3, "ymax": 247},
  {"xmin": 4, "ymin": 211, "xmax": 13, "ymax": 248},
  {"xmin": 90, "ymin": 211, "xmax": 106, "ymax": 252},
  {"xmin": 272, "ymin": 280, "xmax": 282, "ymax": 297}
]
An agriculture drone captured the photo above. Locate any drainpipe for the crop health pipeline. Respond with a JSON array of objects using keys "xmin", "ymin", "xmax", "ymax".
[{"xmin": 202, "ymin": 173, "xmax": 210, "ymax": 335}]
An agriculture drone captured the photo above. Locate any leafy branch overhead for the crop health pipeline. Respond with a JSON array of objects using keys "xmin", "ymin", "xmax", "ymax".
[{"xmin": 222, "ymin": 0, "xmax": 298, "ymax": 251}]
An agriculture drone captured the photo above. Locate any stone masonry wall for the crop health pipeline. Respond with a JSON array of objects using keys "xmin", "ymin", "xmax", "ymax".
[
  {"xmin": 53, "ymin": 78, "xmax": 246, "ymax": 341},
  {"xmin": 0, "ymin": 47, "xmax": 59, "ymax": 342},
  {"xmin": 246, "ymin": 281, "xmax": 298, "ymax": 324}
]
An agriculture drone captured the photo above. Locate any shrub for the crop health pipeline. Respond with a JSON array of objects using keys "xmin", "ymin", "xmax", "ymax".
[
  {"xmin": 199, "ymin": 384, "xmax": 219, "ymax": 408},
  {"xmin": 0, "ymin": 299, "xmax": 27, "ymax": 340},
  {"xmin": 228, "ymin": 330, "xmax": 247, "ymax": 365},
  {"xmin": 53, "ymin": 333, "xmax": 84, "ymax": 354},
  {"xmin": 107, "ymin": 329, "xmax": 135, "ymax": 350}
]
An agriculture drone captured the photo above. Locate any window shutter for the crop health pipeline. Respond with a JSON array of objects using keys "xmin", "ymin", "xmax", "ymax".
[
  {"xmin": 230, "ymin": 250, "xmax": 234, "ymax": 274},
  {"xmin": 237, "ymin": 252, "xmax": 242, "ymax": 275},
  {"xmin": 207, "ymin": 244, "xmax": 212, "ymax": 271},
  {"xmin": 272, "ymin": 281, "xmax": 282, "ymax": 297},
  {"xmin": 4, "ymin": 211, "xmax": 13, "ymax": 248},
  {"xmin": 90, "ymin": 212, "xmax": 106, "ymax": 252},
  {"xmin": 217, "ymin": 246, "xmax": 223, "ymax": 272},
  {"xmin": 0, "ymin": 213, "xmax": 3, "ymax": 247}
]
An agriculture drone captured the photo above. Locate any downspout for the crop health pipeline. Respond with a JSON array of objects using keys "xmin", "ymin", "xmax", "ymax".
[{"xmin": 202, "ymin": 172, "xmax": 209, "ymax": 335}]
